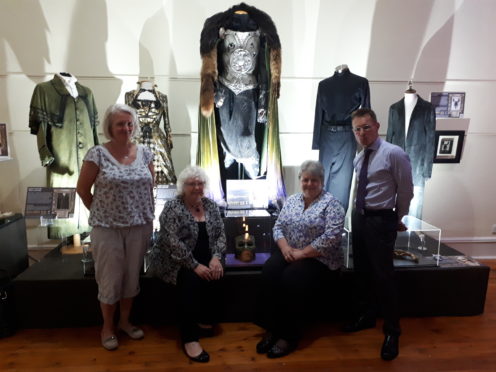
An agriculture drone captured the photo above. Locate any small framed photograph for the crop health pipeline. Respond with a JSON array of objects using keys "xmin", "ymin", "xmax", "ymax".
[
  {"xmin": 0, "ymin": 123, "xmax": 9, "ymax": 158},
  {"xmin": 448, "ymin": 93, "xmax": 465, "ymax": 118},
  {"xmin": 434, "ymin": 130, "xmax": 465, "ymax": 163}
]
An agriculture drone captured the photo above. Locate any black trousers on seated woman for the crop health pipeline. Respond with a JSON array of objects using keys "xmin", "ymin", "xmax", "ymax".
[
  {"xmin": 176, "ymin": 268, "xmax": 221, "ymax": 343},
  {"xmin": 255, "ymin": 249, "xmax": 338, "ymax": 343},
  {"xmin": 176, "ymin": 222, "xmax": 221, "ymax": 343}
]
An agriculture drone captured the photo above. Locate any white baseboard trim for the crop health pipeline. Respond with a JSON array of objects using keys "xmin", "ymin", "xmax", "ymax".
[{"xmin": 441, "ymin": 236, "xmax": 496, "ymax": 244}]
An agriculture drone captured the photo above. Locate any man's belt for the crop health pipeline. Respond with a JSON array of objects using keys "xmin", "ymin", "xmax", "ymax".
[
  {"xmin": 323, "ymin": 120, "xmax": 352, "ymax": 132},
  {"xmin": 324, "ymin": 119, "xmax": 350, "ymax": 126},
  {"xmin": 326, "ymin": 125, "xmax": 351, "ymax": 132},
  {"xmin": 357, "ymin": 208, "xmax": 395, "ymax": 216}
]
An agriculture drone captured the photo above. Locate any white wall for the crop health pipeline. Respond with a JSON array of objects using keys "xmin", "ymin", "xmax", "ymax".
[{"xmin": 0, "ymin": 0, "xmax": 495, "ymax": 254}]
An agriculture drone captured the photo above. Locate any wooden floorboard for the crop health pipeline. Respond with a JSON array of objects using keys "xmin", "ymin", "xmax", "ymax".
[{"xmin": 1, "ymin": 260, "xmax": 495, "ymax": 372}]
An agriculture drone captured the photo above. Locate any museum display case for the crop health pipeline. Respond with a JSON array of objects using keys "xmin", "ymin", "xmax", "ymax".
[
  {"xmin": 393, "ymin": 215, "xmax": 441, "ymax": 267},
  {"xmin": 223, "ymin": 213, "xmax": 276, "ymax": 268},
  {"xmin": 345, "ymin": 215, "xmax": 441, "ymax": 268}
]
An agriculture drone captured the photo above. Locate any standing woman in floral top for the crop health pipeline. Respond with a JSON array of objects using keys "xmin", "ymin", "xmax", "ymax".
[
  {"xmin": 77, "ymin": 103, "xmax": 154, "ymax": 351},
  {"xmin": 255, "ymin": 160, "xmax": 345, "ymax": 358}
]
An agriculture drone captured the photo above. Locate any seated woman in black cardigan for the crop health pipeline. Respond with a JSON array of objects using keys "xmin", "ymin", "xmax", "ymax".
[{"xmin": 151, "ymin": 166, "xmax": 226, "ymax": 363}]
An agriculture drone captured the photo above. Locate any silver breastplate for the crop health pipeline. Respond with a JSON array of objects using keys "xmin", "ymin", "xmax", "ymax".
[{"xmin": 219, "ymin": 29, "xmax": 260, "ymax": 95}]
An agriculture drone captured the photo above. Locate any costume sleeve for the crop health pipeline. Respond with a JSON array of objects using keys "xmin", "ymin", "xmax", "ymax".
[
  {"xmin": 391, "ymin": 148, "xmax": 414, "ymax": 220},
  {"xmin": 157, "ymin": 202, "xmax": 198, "ymax": 270},
  {"xmin": 312, "ymin": 84, "xmax": 323, "ymax": 150},
  {"xmin": 386, "ymin": 105, "xmax": 395, "ymax": 143},
  {"xmin": 89, "ymin": 92, "xmax": 99, "ymax": 145},
  {"xmin": 161, "ymin": 93, "xmax": 173, "ymax": 149},
  {"xmin": 29, "ymin": 85, "xmax": 55, "ymax": 167},
  {"xmin": 256, "ymin": 38, "xmax": 269, "ymax": 123},
  {"xmin": 35, "ymin": 123, "xmax": 55, "ymax": 167},
  {"xmin": 422, "ymin": 104, "xmax": 436, "ymax": 179},
  {"xmin": 361, "ymin": 79, "xmax": 371, "ymax": 109},
  {"xmin": 309, "ymin": 197, "xmax": 345, "ymax": 255}
]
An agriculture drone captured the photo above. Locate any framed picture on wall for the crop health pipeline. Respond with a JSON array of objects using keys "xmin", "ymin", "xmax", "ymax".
[
  {"xmin": 434, "ymin": 130, "xmax": 465, "ymax": 163},
  {"xmin": 0, "ymin": 123, "xmax": 9, "ymax": 158}
]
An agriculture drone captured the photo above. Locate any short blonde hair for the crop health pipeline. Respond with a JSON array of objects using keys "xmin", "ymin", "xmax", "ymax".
[
  {"xmin": 102, "ymin": 103, "xmax": 139, "ymax": 140},
  {"xmin": 176, "ymin": 166, "xmax": 210, "ymax": 196}
]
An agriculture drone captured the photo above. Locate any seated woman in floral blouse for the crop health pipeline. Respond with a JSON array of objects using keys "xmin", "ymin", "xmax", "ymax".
[{"xmin": 255, "ymin": 160, "xmax": 345, "ymax": 358}]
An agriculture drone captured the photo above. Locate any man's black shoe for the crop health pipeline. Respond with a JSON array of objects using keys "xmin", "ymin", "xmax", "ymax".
[
  {"xmin": 342, "ymin": 316, "xmax": 376, "ymax": 332},
  {"xmin": 381, "ymin": 334, "xmax": 399, "ymax": 361},
  {"xmin": 267, "ymin": 339, "xmax": 297, "ymax": 359},
  {"xmin": 256, "ymin": 332, "xmax": 278, "ymax": 354}
]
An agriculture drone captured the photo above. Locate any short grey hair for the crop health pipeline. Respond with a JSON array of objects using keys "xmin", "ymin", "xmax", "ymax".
[
  {"xmin": 176, "ymin": 165, "xmax": 210, "ymax": 196},
  {"xmin": 102, "ymin": 103, "xmax": 139, "ymax": 140},
  {"xmin": 298, "ymin": 160, "xmax": 325, "ymax": 183}
]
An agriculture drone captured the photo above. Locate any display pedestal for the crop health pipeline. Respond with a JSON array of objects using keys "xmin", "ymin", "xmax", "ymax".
[
  {"xmin": 12, "ymin": 242, "xmax": 489, "ymax": 328},
  {"xmin": 0, "ymin": 213, "xmax": 29, "ymax": 278}
]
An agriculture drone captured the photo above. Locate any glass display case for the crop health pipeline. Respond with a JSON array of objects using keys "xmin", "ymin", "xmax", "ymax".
[
  {"xmin": 345, "ymin": 215, "xmax": 442, "ymax": 268},
  {"xmin": 223, "ymin": 214, "xmax": 276, "ymax": 268},
  {"xmin": 341, "ymin": 226, "xmax": 351, "ymax": 268},
  {"xmin": 393, "ymin": 215, "xmax": 441, "ymax": 267}
]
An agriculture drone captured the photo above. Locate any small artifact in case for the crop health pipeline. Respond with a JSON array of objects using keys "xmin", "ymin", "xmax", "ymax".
[{"xmin": 235, "ymin": 233, "xmax": 256, "ymax": 262}]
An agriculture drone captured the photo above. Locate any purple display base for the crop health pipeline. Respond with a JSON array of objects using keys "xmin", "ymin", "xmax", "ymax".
[{"xmin": 226, "ymin": 252, "xmax": 271, "ymax": 267}]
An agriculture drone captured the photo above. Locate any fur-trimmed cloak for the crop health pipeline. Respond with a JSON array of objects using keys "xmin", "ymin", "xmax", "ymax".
[{"xmin": 196, "ymin": 3, "xmax": 285, "ymax": 206}]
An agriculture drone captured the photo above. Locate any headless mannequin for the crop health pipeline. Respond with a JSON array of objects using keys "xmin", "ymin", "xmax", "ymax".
[
  {"xmin": 137, "ymin": 80, "xmax": 156, "ymax": 101},
  {"xmin": 57, "ymin": 72, "xmax": 82, "ymax": 253},
  {"xmin": 404, "ymin": 89, "xmax": 421, "ymax": 219},
  {"xmin": 313, "ymin": 63, "xmax": 370, "ymax": 211},
  {"xmin": 404, "ymin": 81, "xmax": 419, "ymax": 218}
]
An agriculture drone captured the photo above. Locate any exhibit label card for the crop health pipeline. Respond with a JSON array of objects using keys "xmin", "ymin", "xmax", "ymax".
[
  {"xmin": 430, "ymin": 92, "xmax": 465, "ymax": 118},
  {"xmin": 25, "ymin": 187, "xmax": 76, "ymax": 218}
]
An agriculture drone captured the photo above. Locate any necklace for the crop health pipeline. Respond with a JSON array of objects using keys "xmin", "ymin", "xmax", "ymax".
[
  {"xmin": 107, "ymin": 142, "xmax": 132, "ymax": 159},
  {"xmin": 187, "ymin": 202, "xmax": 202, "ymax": 212},
  {"xmin": 121, "ymin": 146, "xmax": 131, "ymax": 159}
]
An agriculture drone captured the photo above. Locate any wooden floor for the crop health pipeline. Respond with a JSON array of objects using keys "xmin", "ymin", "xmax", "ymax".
[{"xmin": 1, "ymin": 261, "xmax": 495, "ymax": 372}]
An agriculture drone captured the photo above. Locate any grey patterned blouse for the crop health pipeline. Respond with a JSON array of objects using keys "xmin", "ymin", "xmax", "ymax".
[
  {"xmin": 150, "ymin": 197, "xmax": 226, "ymax": 285},
  {"xmin": 273, "ymin": 191, "xmax": 345, "ymax": 270},
  {"xmin": 84, "ymin": 144, "xmax": 154, "ymax": 228}
]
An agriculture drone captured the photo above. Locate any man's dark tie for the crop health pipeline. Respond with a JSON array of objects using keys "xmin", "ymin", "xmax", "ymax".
[{"xmin": 356, "ymin": 148, "xmax": 372, "ymax": 212}]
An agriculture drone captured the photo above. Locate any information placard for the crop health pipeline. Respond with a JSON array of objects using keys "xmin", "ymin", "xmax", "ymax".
[{"xmin": 25, "ymin": 187, "xmax": 76, "ymax": 219}]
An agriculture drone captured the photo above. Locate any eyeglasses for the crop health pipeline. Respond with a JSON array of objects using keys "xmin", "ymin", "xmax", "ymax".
[
  {"xmin": 353, "ymin": 125, "xmax": 373, "ymax": 133},
  {"xmin": 185, "ymin": 181, "xmax": 205, "ymax": 187}
]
